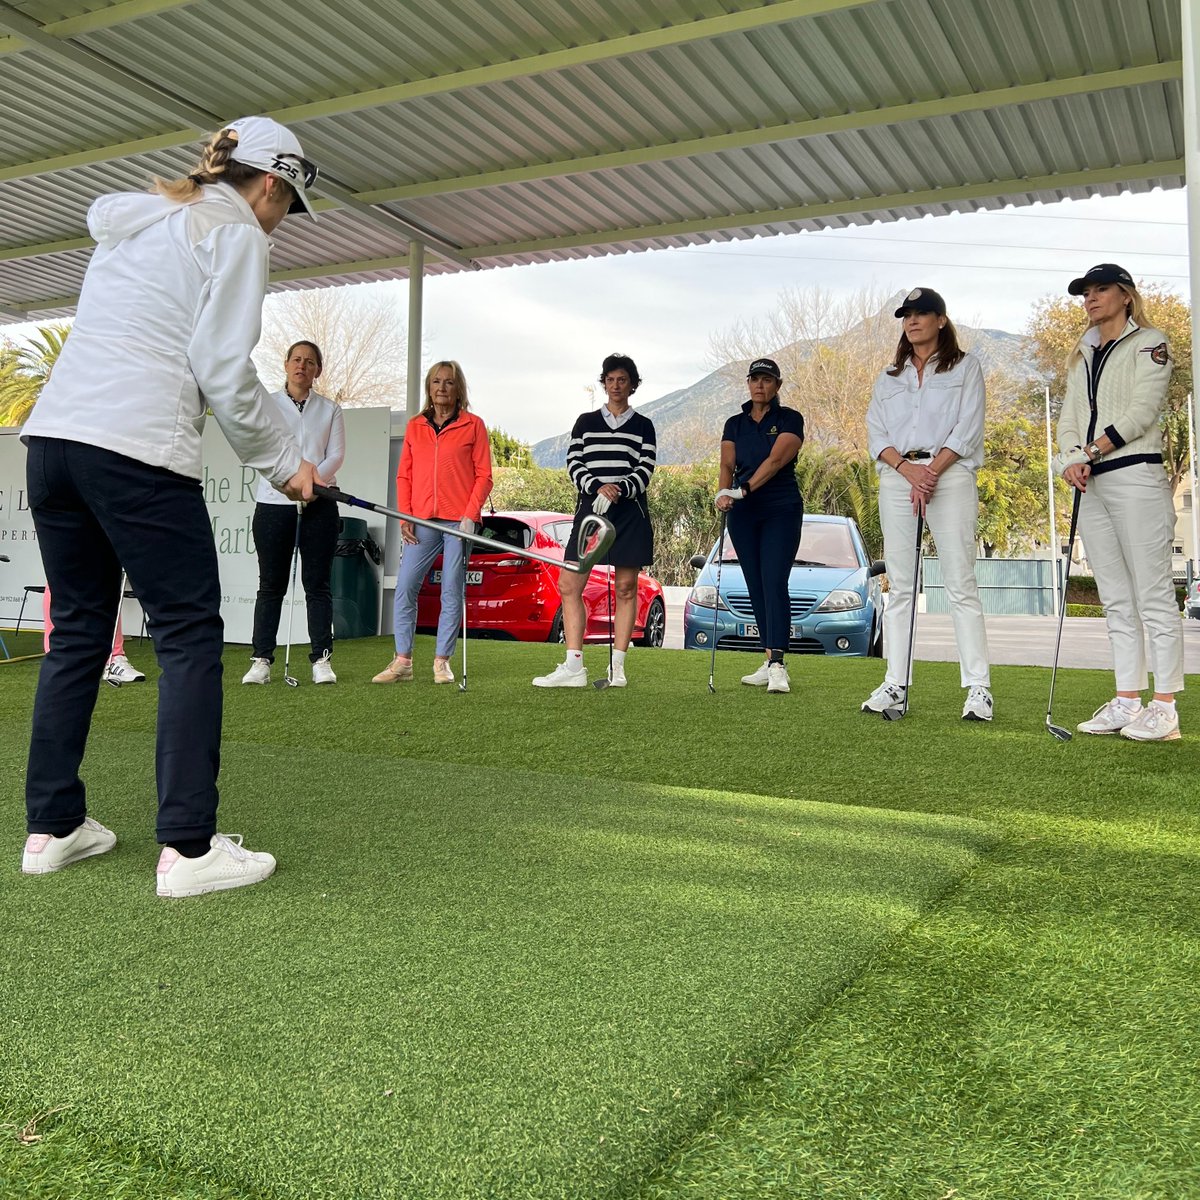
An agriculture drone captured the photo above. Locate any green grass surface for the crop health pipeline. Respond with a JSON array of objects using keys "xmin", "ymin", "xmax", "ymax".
[{"xmin": 2, "ymin": 635, "xmax": 1197, "ymax": 1199}]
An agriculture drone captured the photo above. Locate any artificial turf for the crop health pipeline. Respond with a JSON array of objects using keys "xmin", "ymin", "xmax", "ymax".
[{"xmin": 1, "ymin": 633, "xmax": 1197, "ymax": 1199}]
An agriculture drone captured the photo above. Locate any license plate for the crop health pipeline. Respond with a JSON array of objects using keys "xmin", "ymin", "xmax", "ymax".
[
  {"xmin": 431, "ymin": 570, "xmax": 483, "ymax": 585},
  {"xmin": 739, "ymin": 623, "xmax": 799, "ymax": 637}
]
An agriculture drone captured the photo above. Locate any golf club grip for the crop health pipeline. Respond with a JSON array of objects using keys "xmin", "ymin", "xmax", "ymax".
[{"xmin": 313, "ymin": 483, "xmax": 372, "ymax": 511}]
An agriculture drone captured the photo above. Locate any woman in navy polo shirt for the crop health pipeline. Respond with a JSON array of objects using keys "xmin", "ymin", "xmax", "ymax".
[{"xmin": 715, "ymin": 358, "xmax": 805, "ymax": 694}]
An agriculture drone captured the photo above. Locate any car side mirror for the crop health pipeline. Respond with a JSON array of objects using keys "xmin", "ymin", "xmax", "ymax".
[
  {"xmin": 869, "ymin": 560, "xmax": 887, "ymax": 577},
  {"xmin": 689, "ymin": 554, "xmax": 708, "ymax": 569}
]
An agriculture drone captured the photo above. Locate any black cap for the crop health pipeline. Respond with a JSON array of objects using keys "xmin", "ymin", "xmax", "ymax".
[
  {"xmin": 894, "ymin": 287, "xmax": 946, "ymax": 318},
  {"xmin": 746, "ymin": 357, "xmax": 782, "ymax": 381},
  {"xmin": 1068, "ymin": 263, "xmax": 1135, "ymax": 296}
]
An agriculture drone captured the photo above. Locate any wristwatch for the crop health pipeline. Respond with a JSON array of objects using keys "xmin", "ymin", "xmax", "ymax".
[{"xmin": 1087, "ymin": 442, "xmax": 1104, "ymax": 462}]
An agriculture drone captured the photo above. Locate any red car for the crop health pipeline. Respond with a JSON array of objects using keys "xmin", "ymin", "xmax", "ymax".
[{"xmin": 416, "ymin": 510, "xmax": 666, "ymax": 645}]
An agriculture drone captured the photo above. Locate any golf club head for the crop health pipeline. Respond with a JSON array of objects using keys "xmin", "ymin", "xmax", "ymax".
[
  {"xmin": 880, "ymin": 707, "xmax": 905, "ymax": 722},
  {"xmin": 105, "ymin": 677, "xmax": 122, "ymax": 689},
  {"xmin": 593, "ymin": 677, "xmax": 611, "ymax": 691},
  {"xmin": 1045, "ymin": 720, "xmax": 1073, "ymax": 742},
  {"xmin": 707, "ymin": 678, "xmax": 715, "ymax": 694},
  {"xmin": 284, "ymin": 674, "xmax": 299, "ymax": 688},
  {"xmin": 574, "ymin": 514, "xmax": 617, "ymax": 574},
  {"xmin": 458, "ymin": 680, "xmax": 467, "ymax": 693}
]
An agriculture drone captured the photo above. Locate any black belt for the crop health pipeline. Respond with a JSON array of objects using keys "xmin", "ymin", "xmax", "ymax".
[
  {"xmin": 902, "ymin": 450, "xmax": 932, "ymax": 461},
  {"xmin": 1090, "ymin": 453, "xmax": 1163, "ymax": 477}
]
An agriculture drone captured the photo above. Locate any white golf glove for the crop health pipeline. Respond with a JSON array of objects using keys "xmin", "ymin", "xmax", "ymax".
[
  {"xmin": 458, "ymin": 517, "xmax": 477, "ymax": 535},
  {"xmin": 1051, "ymin": 446, "xmax": 1090, "ymax": 477},
  {"xmin": 592, "ymin": 494, "xmax": 612, "ymax": 515},
  {"xmin": 715, "ymin": 487, "xmax": 743, "ymax": 507}
]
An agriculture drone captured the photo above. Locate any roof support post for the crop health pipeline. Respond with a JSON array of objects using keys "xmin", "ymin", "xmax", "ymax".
[
  {"xmin": 1185, "ymin": 0, "xmax": 1200, "ymax": 485},
  {"xmin": 406, "ymin": 240, "xmax": 425, "ymax": 418}
]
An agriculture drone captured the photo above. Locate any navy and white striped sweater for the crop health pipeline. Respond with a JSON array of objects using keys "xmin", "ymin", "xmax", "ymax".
[{"xmin": 567, "ymin": 409, "xmax": 657, "ymax": 498}]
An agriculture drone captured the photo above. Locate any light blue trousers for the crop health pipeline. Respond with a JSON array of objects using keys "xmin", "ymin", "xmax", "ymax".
[{"xmin": 392, "ymin": 520, "xmax": 466, "ymax": 658}]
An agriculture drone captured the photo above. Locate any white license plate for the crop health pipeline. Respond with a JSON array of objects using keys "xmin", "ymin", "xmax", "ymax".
[
  {"xmin": 739, "ymin": 623, "xmax": 799, "ymax": 637},
  {"xmin": 431, "ymin": 570, "xmax": 483, "ymax": 585}
]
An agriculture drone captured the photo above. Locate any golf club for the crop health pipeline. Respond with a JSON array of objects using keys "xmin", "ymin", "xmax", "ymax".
[
  {"xmin": 314, "ymin": 485, "xmax": 615, "ymax": 575},
  {"xmin": 882, "ymin": 515, "xmax": 925, "ymax": 722},
  {"xmin": 103, "ymin": 571, "xmax": 129, "ymax": 689},
  {"xmin": 707, "ymin": 511, "xmax": 728, "ymax": 694},
  {"xmin": 593, "ymin": 556, "xmax": 614, "ymax": 690},
  {"xmin": 282, "ymin": 505, "xmax": 302, "ymax": 688},
  {"xmin": 1046, "ymin": 488, "xmax": 1083, "ymax": 742},
  {"xmin": 459, "ymin": 535, "xmax": 468, "ymax": 694}
]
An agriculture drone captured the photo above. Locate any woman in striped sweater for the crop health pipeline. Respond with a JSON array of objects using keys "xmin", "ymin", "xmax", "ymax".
[{"xmin": 533, "ymin": 353, "xmax": 656, "ymax": 688}]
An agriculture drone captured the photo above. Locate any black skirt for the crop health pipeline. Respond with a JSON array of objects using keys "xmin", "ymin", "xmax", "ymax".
[{"xmin": 567, "ymin": 492, "xmax": 654, "ymax": 568}]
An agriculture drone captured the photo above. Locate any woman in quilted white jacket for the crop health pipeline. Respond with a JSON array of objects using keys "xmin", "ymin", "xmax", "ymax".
[{"xmin": 1055, "ymin": 263, "xmax": 1183, "ymax": 742}]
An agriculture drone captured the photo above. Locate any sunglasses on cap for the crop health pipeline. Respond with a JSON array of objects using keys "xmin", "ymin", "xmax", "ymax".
[{"xmin": 269, "ymin": 153, "xmax": 319, "ymax": 190}]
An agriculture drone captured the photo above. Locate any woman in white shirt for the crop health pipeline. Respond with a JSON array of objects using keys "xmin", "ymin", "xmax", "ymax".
[
  {"xmin": 243, "ymin": 340, "xmax": 346, "ymax": 686},
  {"xmin": 862, "ymin": 287, "xmax": 992, "ymax": 722}
]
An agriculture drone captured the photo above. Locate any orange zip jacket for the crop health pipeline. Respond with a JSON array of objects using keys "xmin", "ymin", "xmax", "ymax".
[{"xmin": 396, "ymin": 409, "xmax": 494, "ymax": 522}]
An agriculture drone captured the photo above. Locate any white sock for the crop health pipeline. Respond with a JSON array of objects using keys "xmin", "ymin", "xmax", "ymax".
[
  {"xmin": 612, "ymin": 650, "xmax": 627, "ymax": 669},
  {"xmin": 1116, "ymin": 696, "xmax": 1143, "ymax": 712},
  {"xmin": 566, "ymin": 650, "xmax": 584, "ymax": 671},
  {"xmin": 1152, "ymin": 698, "xmax": 1176, "ymax": 714}
]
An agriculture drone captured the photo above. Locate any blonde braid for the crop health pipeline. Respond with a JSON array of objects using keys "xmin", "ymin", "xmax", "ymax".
[{"xmin": 153, "ymin": 128, "xmax": 263, "ymax": 203}]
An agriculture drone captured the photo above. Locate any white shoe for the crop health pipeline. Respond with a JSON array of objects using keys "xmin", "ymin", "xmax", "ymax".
[
  {"xmin": 766, "ymin": 662, "xmax": 790, "ymax": 693},
  {"xmin": 961, "ymin": 685, "xmax": 994, "ymax": 722},
  {"xmin": 156, "ymin": 833, "xmax": 276, "ymax": 898},
  {"xmin": 242, "ymin": 658, "xmax": 271, "ymax": 685},
  {"xmin": 312, "ymin": 651, "xmax": 336, "ymax": 684},
  {"xmin": 861, "ymin": 680, "xmax": 905, "ymax": 714},
  {"xmin": 1077, "ymin": 698, "xmax": 1139, "ymax": 736},
  {"xmin": 532, "ymin": 662, "xmax": 588, "ymax": 688},
  {"xmin": 104, "ymin": 654, "xmax": 145, "ymax": 683},
  {"xmin": 22, "ymin": 817, "xmax": 116, "ymax": 875},
  {"xmin": 608, "ymin": 664, "xmax": 627, "ymax": 687},
  {"xmin": 1120, "ymin": 700, "xmax": 1180, "ymax": 742},
  {"xmin": 741, "ymin": 661, "xmax": 771, "ymax": 686},
  {"xmin": 433, "ymin": 658, "xmax": 454, "ymax": 684}
]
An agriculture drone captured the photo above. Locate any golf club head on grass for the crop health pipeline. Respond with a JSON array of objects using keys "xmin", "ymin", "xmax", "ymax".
[
  {"xmin": 880, "ymin": 707, "xmax": 904, "ymax": 722},
  {"xmin": 284, "ymin": 674, "xmax": 299, "ymax": 688},
  {"xmin": 707, "ymin": 678, "xmax": 715, "ymax": 694},
  {"xmin": 1045, "ymin": 718, "xmax": 1073, "ymax": 742},
  {"xmin": 593, "ymin": 672, "xmax": 612, "ymax": 691}
]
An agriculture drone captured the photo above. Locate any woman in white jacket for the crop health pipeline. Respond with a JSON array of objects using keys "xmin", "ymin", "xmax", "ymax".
[
  {"xmin": 20, "ymin": 116, "xmax": 321, "ymax": 896},
  {"xmin": 1055, "ymin": 263, "xmax": 1183, "ymax": 742}
]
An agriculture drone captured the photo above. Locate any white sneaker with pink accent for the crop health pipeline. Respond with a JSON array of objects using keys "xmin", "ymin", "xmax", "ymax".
[
  {"xmin": 22, "ymin": 817, "xmax": 116, "ymax": 875},
  {"xmin": 156, "ymin": 833, "xmax": 276, "ymax": 898}
]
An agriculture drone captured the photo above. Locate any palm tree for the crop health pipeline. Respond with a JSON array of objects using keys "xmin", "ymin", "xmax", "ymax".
[{"xmin": 0, "ymin": 324, "xmax": 70, "ymax": 427}]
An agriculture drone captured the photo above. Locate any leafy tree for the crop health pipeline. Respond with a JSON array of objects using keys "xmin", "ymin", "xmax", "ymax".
[
  {"xmin": 0, "ymin": 324, "xmax": 70, "ymax": 427},
  {"xmin": 977, "ymin": 414, "xmax": 1069, "ymax": 556},
  {"xmin": 488, "ymin": 427, "xmax": 531, "ymax": 466}
]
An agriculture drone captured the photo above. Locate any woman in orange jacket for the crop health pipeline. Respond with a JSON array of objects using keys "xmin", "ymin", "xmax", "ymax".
[{"xmin": 373, "ymin": 361, "xmax": 493, "ymax": 683}]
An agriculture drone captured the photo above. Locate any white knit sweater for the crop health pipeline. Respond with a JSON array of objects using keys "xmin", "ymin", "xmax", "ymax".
[{"xmin": 1058, "ymin": 318, "xmax": 1172, "ymax": 470}]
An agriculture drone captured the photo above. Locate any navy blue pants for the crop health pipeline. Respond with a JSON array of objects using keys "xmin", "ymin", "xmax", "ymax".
[
  {"xmin": 250, "ymin": 498, "xmax": 337, "ymax": 662},
  {"xmin": 24, "ymin": 437, "xmax": 224, "ymax": 843},
  {"xmin": 727, "ymin": 500, "xmax": 804, "ymax": 654}
]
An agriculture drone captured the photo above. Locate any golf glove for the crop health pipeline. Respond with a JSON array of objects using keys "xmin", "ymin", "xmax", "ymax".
[
  {"xmin": 592, "ymin": 494, "xmax": 612, "ymax": 515},
  {"xmin": 458, "ymin": 518, "xmax": 477, "ymax": 535},
  {"xmin": 1051, "ymin": 446, "xmax": 1090, "ymax": 477},
  {"xmin": 715, "ymin": 487, "xmax": 744, "ymax": 507}
]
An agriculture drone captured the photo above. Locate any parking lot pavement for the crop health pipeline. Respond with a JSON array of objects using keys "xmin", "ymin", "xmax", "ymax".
[{"xmin": 661, "ymin": 586, "xmax": 1200, "ymax": 671}]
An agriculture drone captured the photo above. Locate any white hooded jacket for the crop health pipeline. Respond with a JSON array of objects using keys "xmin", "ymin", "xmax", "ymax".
[{"xmin": 22, "ymin": 182, "xmax": 300, "ymax": 488}]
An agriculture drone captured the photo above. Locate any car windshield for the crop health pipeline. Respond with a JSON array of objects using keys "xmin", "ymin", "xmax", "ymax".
[{"xmin": 715, "ymin": 521, "xmax": 858, "ymax": 568}]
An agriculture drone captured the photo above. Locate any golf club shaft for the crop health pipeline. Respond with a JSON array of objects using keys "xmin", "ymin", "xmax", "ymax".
[
  {"xmin": 314, "ymin": 485, "xmax": 615, "ymax": 575},
  {"xmin": 104, "ymin": 571, "xmax": 128, "ymax": 687},
  {"xmin": 1047, "ymin": 487, "xmax": 1083, "ymax": 722},
  {"xmin": 901, "ymin": 515, "xmax": 925, "ymax": 715},
  {"xmin": 283, "ymin": 507, "xmax": 302, "ymax": 683},
  {"xmin": 460, "ymin": 539, "xmax": 468, "ymax": 692}
]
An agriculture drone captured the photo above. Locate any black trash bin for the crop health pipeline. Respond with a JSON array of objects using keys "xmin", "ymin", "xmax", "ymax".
[{"xmin": 331, "ymin": 516, "xmax": 381, "ymax": 639}]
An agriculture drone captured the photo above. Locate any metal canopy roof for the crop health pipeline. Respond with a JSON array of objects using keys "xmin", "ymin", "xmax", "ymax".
[{"xmin": 0, "ymin": 0, "xmax": 1184, "ymax": 323}]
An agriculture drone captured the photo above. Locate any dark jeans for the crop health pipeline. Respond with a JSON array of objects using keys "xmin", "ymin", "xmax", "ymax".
[
  {"xmin": 24, "ymin": 437, "xmax": 224, "ymax": 843},
  {"xmin": 727, "ymin": 500, "xmax": 804, "ymax": 654},
  {"xmin": 250, "ymin": 498, "xmax": 337, "ymax": 662}
]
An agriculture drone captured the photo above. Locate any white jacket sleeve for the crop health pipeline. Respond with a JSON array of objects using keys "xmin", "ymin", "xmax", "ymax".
[
  {"xmin": 187, "ymin": 224, "xmax": 301, "ymax": 488},
  {"xmin": 1057, "ymin": 359, "xmax": 1087, "ymax": 452},
  {"xmin": 317, "ymin": 403, "xmax": 346, "ymax": 482},
  {"xmin": 942, "ymin": 354, "xmax": 986, "ymax": 461},
  {"xmin": 865, "ymin": 370, "xmax": 892, "ymax": 462}
]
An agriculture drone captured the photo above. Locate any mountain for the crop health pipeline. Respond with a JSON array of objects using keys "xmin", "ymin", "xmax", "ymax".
[{"xmin": 532, "ymin": 297, "xmax": 1041, "ymax": 467}]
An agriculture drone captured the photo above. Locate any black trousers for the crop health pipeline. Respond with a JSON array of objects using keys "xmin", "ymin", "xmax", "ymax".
[
  {"xmin": 726, "ymin": 500, "xmax": 804, "ymax": 654},
  {"xmin": 250, "ymin": 498, "xmax": 338, "ymax": 662},
  {"xmin": 24, "ymin": 437, "xmax": 224, "ymax": 843}
]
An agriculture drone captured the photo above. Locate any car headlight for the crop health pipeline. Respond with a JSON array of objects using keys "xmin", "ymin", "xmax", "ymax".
[
  {"xmin": 815, "ymin": 589, "xmax": 864, "ymax": 612},
  {"xmin": 689, "ymin": 585, "xmax": 728, "ymax": 610}
]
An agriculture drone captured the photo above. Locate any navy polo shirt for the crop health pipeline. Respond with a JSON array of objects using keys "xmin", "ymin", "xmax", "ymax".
[{"xmin": 721, "ymin": 399, "xmax": 805, "ymax": 506}]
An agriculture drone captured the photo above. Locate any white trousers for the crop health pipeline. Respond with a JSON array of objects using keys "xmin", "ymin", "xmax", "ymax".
[
  {"xmin": 879, "ymin": 464, "xmax": 990, "ymax": 688},
  {"xmin": 1079, "ymin": 462, "xmax": 1184, "ymax": 694}
]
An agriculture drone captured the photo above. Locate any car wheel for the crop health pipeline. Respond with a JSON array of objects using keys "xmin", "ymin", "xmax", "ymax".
[
  {"xmin": 547, "ymin": 607, "xmax": 564, "ymax": 644},
  {"xmin": 636, "ymin": 598, "xmax": 666, "ymax": 647},
  {"xmin": 869, "ymin": 616, "xmax": 884, "ymax": 657}
]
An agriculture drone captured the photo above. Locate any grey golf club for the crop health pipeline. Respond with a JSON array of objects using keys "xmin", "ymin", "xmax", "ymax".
[
  {"xmin": 594, "ymin": 557, "xmax": 615, "ymax": 690},
  {"xmin": 707, "ymin": 511, "xmax": 728, "ymax": 694},
  {"xmin": 103, "ymin": 571, "xmax": 129, "ymax": 689},
  {"xmin": 282, "ymin": 506, "xmax": 303, "ymax": 688},
  {"xmin": 1046, "ymin": 488, "xmax": 1083, "ymax": 742},
  {"xmin": 882, "ymin": 515, "xmax": 925, "ymax": 722},
  {"xmin": 314, "ymin": 485, "xmax": 616, "ymax": 575}
]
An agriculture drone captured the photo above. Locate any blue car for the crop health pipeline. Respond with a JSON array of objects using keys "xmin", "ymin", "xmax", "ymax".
[{"xmin": 683, "ymin": 514, "xmax": 887, "ymax": 657}]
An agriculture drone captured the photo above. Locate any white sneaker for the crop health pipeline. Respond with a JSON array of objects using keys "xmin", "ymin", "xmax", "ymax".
[
  {"xmin": 242, "ymin": 658, "xmax": 271, "ymax": 685},
  {"xmin": 861, "ymin": 680, "xmax": 905, "ymax": 714},
  {"xmin": 312, "ymin": 651, "xmax": 336, "ymax": 684},
  {"xmin": 104, "ymin": 654, "xmax": 145, "ymax": 683},
  {"xmin": 1120, "ymin": 701, "xmax": 1180, "ymax": 742},
  {"xmin": 532, "ymin": 662, "xmax": 588, "ymax": 688},
  {"xmin": 1077, "ymin": 698, "xmax": 1139, "ymax": 736},
  {"xmin": 156, "ymin": 833, "xmax": 276, "ymax": 898},
  {"xmin": 767, "ymin": 662, "xmax": 790, "ymax": 693},
  {"xmin": 22, "ymin": 817, "xmax": 116, "ymax": 875},
  {"xmin": 608, "ymin": 663, "xmax": 627, "ymax": 687},
  {"xmin": 962, "ymin": 685, "xmax": 994, "ymax": 722},
  {"xmin": 741, "ymin": 661, "xmax": 771, "ymax": 686},
  {"xmin": 433, "ymin": 658, "xmax": 454, "ymax": 684}
]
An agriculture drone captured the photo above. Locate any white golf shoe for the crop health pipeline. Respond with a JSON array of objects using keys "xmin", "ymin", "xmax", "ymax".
[
  {"xmin": 961, "ymin": 685, "xmax": 994, "ymax": 722},
  {"xmin": 22, "ymin": 817, "xmax": 116, "ymax": 875},
  {"xmin": 104, "ymin": 655, "xmax": 145, "ymax": 684},
  {"xmin": 312, "ymin": 652, "xmax": 336, "ymax": 684},
  {"xmin": 1120, "ymin": 701, "xmax": 1180, "ymax": 743},
  {"xmin": 741, "ymin": 661, "xmax": 771, "ymax": 686},
  {"xmin": 861, "ymin": 681, "xmax": 905, "ymax": 714},
  {"xmin": 607, "ymin": 663, "xmax": 627, "ymax": 688},
  {"xmin": 766, "ymin": 662, "xmax": 790, "ymax": 694},
  {"xmin": 1077, "ymin": 698, "xmax": 1139, "ymax": 736},
  {"xmin": 156, "ymin": 833, "xmax": 276, "ymax": 898},
  {"xmin": 532, "ymin": 662, "xmax": 587, "ymax": 688},
  {"xmin": 242, "ymin": 658, "xmax": 271, "ymax": 685},
  {"xmin": 433, "ymin": 659, "xmax": 454, "ymax": 684}
]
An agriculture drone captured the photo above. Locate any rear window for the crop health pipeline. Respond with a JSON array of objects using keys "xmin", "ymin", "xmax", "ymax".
[{"xmin": 477, "ymin": 517, "xmax": 533, "ymax": 550}]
